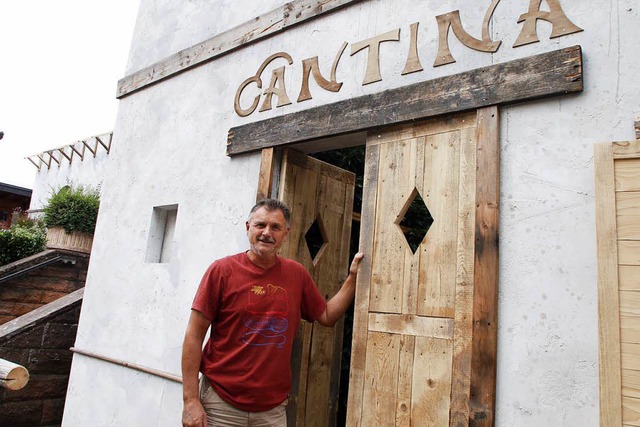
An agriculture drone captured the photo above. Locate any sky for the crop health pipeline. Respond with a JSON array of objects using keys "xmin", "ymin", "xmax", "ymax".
[{"xmin": 0, "ymin": 1, "xmax": 140, "ymax": 189}]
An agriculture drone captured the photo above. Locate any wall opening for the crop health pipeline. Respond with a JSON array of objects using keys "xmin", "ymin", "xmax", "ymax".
[{"xmin": 145, "ymin": 204, "xmax": 179, "ymax": 263}]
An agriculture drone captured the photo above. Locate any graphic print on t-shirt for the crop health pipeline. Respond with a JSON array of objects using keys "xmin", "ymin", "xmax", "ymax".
[{"xmin": 242, "ymin": 283, "xmax": 289, "ymax": 348}]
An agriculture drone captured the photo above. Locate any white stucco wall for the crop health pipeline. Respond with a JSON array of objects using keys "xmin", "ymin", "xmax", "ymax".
[
  {"xmin": 63, "ymin": 1, "xmax": 640, "ymax": 426},
  {"xmin": 28, "ymin": 133, "xmax": 112, "ymax": 210}
]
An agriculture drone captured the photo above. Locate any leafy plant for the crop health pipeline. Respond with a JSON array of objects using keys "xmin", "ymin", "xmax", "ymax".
[
  {"xmin": 0, "ymin": 219, "xmax": 47, "ymax": 266},
  {"xmin": 43, "ymin": 186, "xmax": 100, "ymax": 234}
]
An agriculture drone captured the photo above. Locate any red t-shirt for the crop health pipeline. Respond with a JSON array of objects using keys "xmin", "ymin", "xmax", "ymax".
[{"xmin": 192, "ymin": 252, "xmax": 327, "ymax": 412}]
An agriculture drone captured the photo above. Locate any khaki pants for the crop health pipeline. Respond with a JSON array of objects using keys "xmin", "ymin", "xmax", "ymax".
[{"xmin": 199, "ymin": 377, "xmax": 287, "ymax": 427}]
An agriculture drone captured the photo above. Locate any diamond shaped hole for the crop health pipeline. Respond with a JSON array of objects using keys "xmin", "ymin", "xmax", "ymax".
[
  {"xmin": 305, "ymin": 215, "xmax": 328, "ymax": 265},
  {"xmin": 396, "ymin": 188, "xmax": 434, "ymax": 254}
]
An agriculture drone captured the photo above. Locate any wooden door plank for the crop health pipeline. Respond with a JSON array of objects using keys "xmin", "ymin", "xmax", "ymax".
[
  {"xmin": 279, "ymin": 151, "xmax": 319, "ymax": 427},
  {"xmin": 367, "ymin": 313, "xmax": 453, "ymax": 339},
  {"xmin": 621, "ymin": 291, "xmax": 640, "ymax": 317},
  {"xmin": 370, "ymin": 112, "xmax": 477, "ymax": 146},
  {"xmin": 613, "ymin": 141, "xmax": 640, "ymax": 159},
  {"xmin": 346, "ymin": 143, "xmax": 380, "ymax": 427},
  {"xmin": 450, "ymin": 124, "xmax": 478, "ymax": 426},
  {"xmin": 361, "ymin": 332, "xmax": 401, "ymax": 427},
  {"xmin": 621, "ymin": 314, "xmax": 640, "ymax": 344},
  {"xmin": 417, "ymin": 130, "xmax": 460, "ymax": 318},
  {"xmin": 305, "ymin": 169, "xmax": 354, "ymax": 427},
  {"xmin": 228, "ymin": 46, "xmax": 583, "ymax": 156},
  {"xmin": 411, "ymin": 336, "xmax": 453, "ymax": 426},
  {"xmin": 622, "ymin": 396, "xmax": 640, "ymax": 426},
  {"xmin": 617, "ymin": 192, "xmax": 640, "ymax": 216},
  {"xmin": 369, "ymin": 139, "xmax": 411, "ymax": 314},
  {"xmin": 623, "ymin": 369, "xmax": 640, "ymax": 400},
  {"xmin": 396, "ymin": 335, "xmax": 415, "ymax": 426},
  {"xmin": 402, "ymin": 137, "xmax": 423, "ymax": 316},
  {"xmin": 616, "ymin": 159, "xmax": 640, "ymax": 192},
  {"xmin": 469, "ymin": 106, "xmax": 500, "ymax": 426},
  {"xmin": 619, "ymin": 241, "xmax": 640, "ymax": 265},
  {"xmin": 117, "ymin": 0, "xmax": 363, "ymax": 98},
  {"xmin": 620, "ymin": 266, "xmax": 640, "ymax": 291},
  {"xmin": 594, "ymin": 142, "xmax": 624, "ymax": 427},
  {"xmin": 618, "ymin": 215, "xmax": 640, "ymax": 239},
  {"xmin": 622, "ymin": 342, "xmax": 640, "ymax": 371}
]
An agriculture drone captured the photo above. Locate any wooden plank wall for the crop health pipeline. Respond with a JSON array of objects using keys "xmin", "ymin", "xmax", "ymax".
[{"xmin": 596, "ymin": 140, "xmax": 640, "ymax": 426}]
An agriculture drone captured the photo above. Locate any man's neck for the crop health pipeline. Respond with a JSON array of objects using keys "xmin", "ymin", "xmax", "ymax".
[{"xmin": 246, "ymin": 250, "xmax": 277, "ymax": 270}]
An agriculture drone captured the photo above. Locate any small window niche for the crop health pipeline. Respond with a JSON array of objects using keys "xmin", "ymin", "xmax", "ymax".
[{"xmin": 145, "ymin": 204, "xmax": 179, "ymax": 263}]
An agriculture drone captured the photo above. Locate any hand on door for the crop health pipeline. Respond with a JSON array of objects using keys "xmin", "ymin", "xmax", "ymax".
[{"xmin": 317, "ymin": 252, "xmax": 363, "ymax": 327}]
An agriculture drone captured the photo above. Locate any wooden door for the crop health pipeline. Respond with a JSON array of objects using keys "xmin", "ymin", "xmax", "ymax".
[
  {"xmin": 275, "ymin": 149, "xmax": 356, "ymax": 427},
  {"xmin": 347, "ymin": 108, "xmax": 500, "ymax": 426},
  {"xmin": 595, "ymin": 140, "xmax": 640, "ymax": 426}
]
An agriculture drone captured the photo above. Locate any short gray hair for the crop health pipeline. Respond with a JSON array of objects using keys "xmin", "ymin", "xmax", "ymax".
[{"xmin": 249, "ymin": 199, "xmax": 291, "ymax": 226}]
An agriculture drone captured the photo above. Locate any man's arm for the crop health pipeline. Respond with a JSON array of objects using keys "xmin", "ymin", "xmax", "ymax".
[
  {"xmin": 181, "ymin": 310, "xmax": 211, "ymax": 427},
  {"xmin": 317, "ymin": 253, "xmax": 364, "ymax": 327}
]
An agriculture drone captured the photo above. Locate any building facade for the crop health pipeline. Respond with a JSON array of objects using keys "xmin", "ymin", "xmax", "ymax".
[{"xmin": 62, "ymin": 1, "xmax": 639, "ymax": 426}]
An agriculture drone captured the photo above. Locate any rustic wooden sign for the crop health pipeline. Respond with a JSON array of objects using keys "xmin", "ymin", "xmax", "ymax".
[{"xmin": 227, "ymin": 45, "xmax": 583, "ymax": 156}]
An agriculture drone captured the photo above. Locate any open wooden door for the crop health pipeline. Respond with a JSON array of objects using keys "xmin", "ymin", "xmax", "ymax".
[
  {"xmin": 347, "ymin": 108, "xmax": 500, "ymax": 426},
  {"xmin": 268, "ymin": 149, "xmax": 356, "ymax": 427}
]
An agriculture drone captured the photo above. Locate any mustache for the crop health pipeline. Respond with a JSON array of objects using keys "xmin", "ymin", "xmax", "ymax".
[{"xmin": 258, "ymin": 237, "xmax": 275, "ymax": 243}]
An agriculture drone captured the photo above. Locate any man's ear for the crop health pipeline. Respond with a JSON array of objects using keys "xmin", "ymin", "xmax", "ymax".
[
  {"xmin": 245, "ymin": 221, "xmax": 250, "ymax": 233},
  {"xmin": 283, "ymin": 227, "xmax": 290, "ymax": 242}
]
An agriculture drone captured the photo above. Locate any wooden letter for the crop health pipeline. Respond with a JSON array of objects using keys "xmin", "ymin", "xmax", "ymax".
[
  {"xmin": 434, "ymin": 0, "xmax": 502, "ymax": 67},
  {"xmin": 260, "ymin": 66, "xmax": 293, "ymax": 112},
  {"xmin": 350, "ymin": 28, "xmax": 401, "ymax": 85},
  {"xmin": 401, "ymin": 22, "xmax": 424, "ymax": 75},
  {"xmin": 235, "ymin": 52, "xmax": 293, "ymax": 117},
  {"xmin": 297, "ymin": 42, "xmax": 347, "ymax": 102},
  {"xmin": 513, "ymin": 0, "xmax": 583, "ymax": 47}
]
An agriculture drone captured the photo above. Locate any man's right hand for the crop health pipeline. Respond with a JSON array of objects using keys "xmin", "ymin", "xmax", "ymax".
[{"xmin": 182, "ymin": 398, "xmax": 207, "ymax": 427}]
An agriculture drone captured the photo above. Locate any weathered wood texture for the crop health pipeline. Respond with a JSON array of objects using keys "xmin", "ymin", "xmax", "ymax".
[
  {"xmin": 347, "ymin": 111, "xmax": 497, "ymax": 426},
  {"xmin": 256, "ymin": 147, "xmax": 277, "ymax": 201},
  {"xmin": 227, "ymin": 45, "xmax": 582, "ymax": 156},
  {"xmin": 277, "ymin": 149, "xmax": 355, "ymax": 427},
  {"xmin": 595, "ymin": 140, "xmax": 640, "ymax": 427},
  {"xmin": 0, "ymin": 358, "xmax": 29, "ymax": 390},
  {"xmin": 116, "ymin": 0, "xmax": 363, "ymax": 98},
  {"xmin": 469, "ymin": 105, "xmax": 500, "ymax": 426}
]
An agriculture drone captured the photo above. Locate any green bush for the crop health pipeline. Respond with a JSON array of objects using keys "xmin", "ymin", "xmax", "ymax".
[
  {"xmin": 44, "ymin": 186, "xmax": 100, "ymax": 234},
  {"xmin": 0, "ymin": 220, "xmax": 47, "ymax": 266}
]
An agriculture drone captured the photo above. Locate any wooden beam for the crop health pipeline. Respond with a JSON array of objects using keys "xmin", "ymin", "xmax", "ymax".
[
  {"xmin": 0, "ymin": 358, "xmax": 29, "ymax": 390},
  {"xmin": 228, "ymin": 45, "xmax": 583, "ymax": 156},
  {"xmin": 469, "ymin": 105, "xmax": 500, "ymax": 426},
  {"xmin": 256, "ymin": 148, "xmax": 276, "ymax": 201},
  {"xmin": 594, "ymin": 142, "xmax": 624, "ymax": 426},
  {"xmin": 116, "ymin": 0, "xmax": 363, "ymax": 99}
]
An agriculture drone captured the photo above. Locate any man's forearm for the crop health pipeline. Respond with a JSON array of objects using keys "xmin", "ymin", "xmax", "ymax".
[
  {"xmin": 182, "ymin": 333, "xmax": 203, "ymax": 402},
  {"xmin": 320, "ymin": 273, "xmax": 357, "ymax": 327}
]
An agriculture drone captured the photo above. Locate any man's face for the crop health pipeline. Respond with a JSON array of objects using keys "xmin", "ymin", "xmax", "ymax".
[{"xmin": 246, "ymin": 207, "xmax": 290, "ymax": 259}]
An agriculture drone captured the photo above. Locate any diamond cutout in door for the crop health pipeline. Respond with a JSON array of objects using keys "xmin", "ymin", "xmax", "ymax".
[
  {"xmin": 396, "ymin": 188, "xmax": 434, "ymax": 254},
  {"xmin": 305, "ymin": 214, "xmax": 328, "ymax": 265}
]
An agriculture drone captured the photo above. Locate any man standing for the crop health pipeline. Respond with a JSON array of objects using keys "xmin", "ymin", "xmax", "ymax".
[{"xmin": 182, "ymin": 199, "xmax": 363, "ymax": 426}]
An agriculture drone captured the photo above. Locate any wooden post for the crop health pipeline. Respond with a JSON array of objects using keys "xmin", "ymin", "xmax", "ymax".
[{"xmin": 0, "ymin": 358, "xmax": 29, "ymax": 390}]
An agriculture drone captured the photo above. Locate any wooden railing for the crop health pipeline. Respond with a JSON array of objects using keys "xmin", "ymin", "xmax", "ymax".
[{"xmin": 0, "ymin": 358, "xmax": 29, "ymax": 390}]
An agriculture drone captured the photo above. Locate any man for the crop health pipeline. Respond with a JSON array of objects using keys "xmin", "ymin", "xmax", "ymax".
[{"xmin": 182, "ymin": 198, "xmax": 364, "ymax": 427}]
